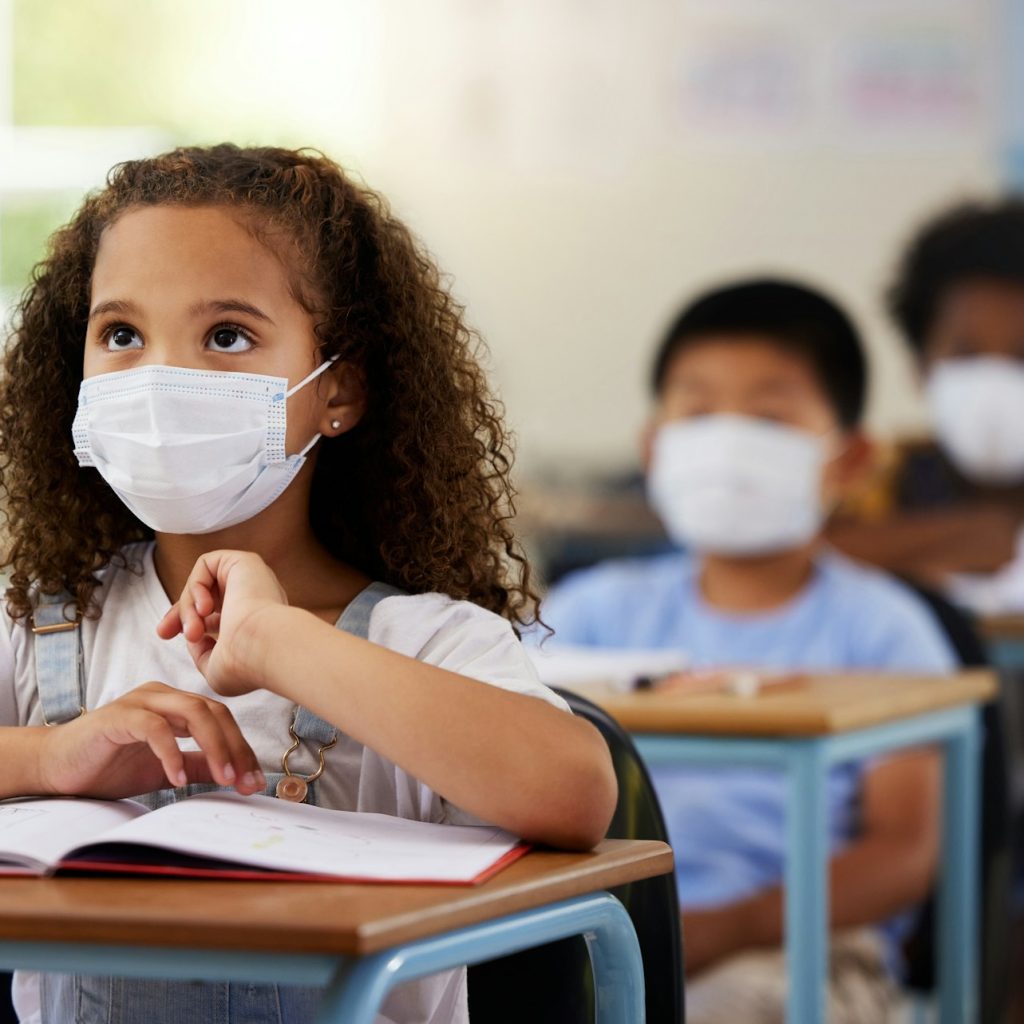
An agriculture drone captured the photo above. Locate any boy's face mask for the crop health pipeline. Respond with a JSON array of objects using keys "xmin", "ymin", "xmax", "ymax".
[
  {"xmin": 647, "ymin": 414, "xmax": 829, "ymax": 556},
  {"xmin": 925, "ymin": 356, "xmax": 1024, "ymax": 485},
  {"xmin": 72, "ymin": 358, "xmax": 337, "ymax": 535}
]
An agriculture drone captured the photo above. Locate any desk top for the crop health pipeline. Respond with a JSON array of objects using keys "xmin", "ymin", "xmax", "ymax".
[
  {"xmin": 0, "ymin": 839, "xmax": 672, "ymax": 957},
  {"xmin": 585, "ymin": 670, "xmax": 996, "ymax": 737},
  {"xmin": 979, "ymin": 614, "xmax": 1024, "ymax": 641}
]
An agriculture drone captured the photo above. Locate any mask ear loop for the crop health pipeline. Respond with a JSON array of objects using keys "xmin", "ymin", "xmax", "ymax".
[
  {"xmin": 284, "ymin": 355, "xmax": 342, "ymax": 459},
  {"xmin": 284, "ymin": 354, "xmax": 341, "ymax": 399}
]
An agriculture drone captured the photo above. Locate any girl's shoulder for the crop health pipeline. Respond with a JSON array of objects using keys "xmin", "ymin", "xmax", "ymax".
[
  {"xmin": 4, "ymin": 541, "xmax": 156, "ymax": 640},
  {"xmin": 366, "ymin": 591, "xmax": 568, "ymax": 709},
  {"xmin": 365, "ymin": 590, "xmax": 519, "ymax": 659}
]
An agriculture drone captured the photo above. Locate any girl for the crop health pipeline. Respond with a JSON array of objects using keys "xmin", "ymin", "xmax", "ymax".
[{"xmin": 0, "ymin": 144, "xmax": 616, "ymax": 1024}]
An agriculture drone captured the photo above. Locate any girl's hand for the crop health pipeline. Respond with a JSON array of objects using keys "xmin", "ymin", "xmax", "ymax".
[
  {"xmin": 156, "ymin": 550, "xmax": 288, "ymax": 697},
  {"xmin": 39, "ymin": 682, "xmax": 266, "ymax": 800}
]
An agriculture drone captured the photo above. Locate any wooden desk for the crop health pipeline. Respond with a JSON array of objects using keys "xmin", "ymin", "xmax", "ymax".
[
  {"xmin": 979, "ymin": 615, "xmax": 1024, "ymax": 668},
  {"xmin": 575, "ymin": 670, "xmax": 995, "ymax": 1024},
  {"xmin": 593, "ymin": 669, "xmax": 996, "ymax": 736},
  {"xmin": 0, "ymin": 840, "xmax": 672, "ymax": 1023}
]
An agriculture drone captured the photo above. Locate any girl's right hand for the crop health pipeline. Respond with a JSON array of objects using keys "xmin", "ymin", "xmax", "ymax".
[{"xmin": 38, "ymin": 681, "xmax": 266, "ymax": 800}]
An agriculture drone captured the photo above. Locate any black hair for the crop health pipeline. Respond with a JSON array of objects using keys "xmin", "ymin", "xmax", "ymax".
[
  {"xmin": 888, "ymin": 198, "xmax": 1024, "ymax": 355},
  {"xmin": 651, "ymin": 278, "xmax": 867, "ymax": 428}
]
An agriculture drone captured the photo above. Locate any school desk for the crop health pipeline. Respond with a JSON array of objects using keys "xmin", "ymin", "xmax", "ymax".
[
  {"xmin": 979, "ymin": 614, "xmax": 1024, "ymax": 668},
  {"xmin": 586, "ymin": 669, "xmax": 996, "ymax": 1024},
  {"xmin": 0, "ymin": 839, "xmax": 672, "ymax": 1024}
]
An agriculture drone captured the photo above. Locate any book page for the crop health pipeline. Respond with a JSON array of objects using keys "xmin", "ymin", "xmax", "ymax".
[
  {"xmin": 0, "ymin": 798, "xmax": 148, "ymax": 873},
  {"xmin": 67, "ymin": 792, "xmax": 521, "ymax": 883}
]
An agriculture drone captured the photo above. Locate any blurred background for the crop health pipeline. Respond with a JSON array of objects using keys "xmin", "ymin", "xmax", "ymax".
[
  {"xmin": 2, "ymin": 3, "xmax": 1024, "ymax": 1020},
  {"xmin": 0, "ymin": 0, "xmax": 1015, "ymax": 494}
]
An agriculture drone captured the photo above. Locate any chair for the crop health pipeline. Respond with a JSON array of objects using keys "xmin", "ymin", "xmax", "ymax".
[
  {"xmin": 468, "ymin": 688, "xmax": 685, "ymax": 1024},
  {"xmin": 899, "ymin": 582, "xmax": 1011, "ymax": 1024},
  {"xmin": 0, "ymin": 977, "xmax": 12, "ymax": 1024}
]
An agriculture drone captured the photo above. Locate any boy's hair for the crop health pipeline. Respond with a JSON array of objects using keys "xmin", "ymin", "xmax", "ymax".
[
  {"xmin": 0, "ymin": 144, "xmax": 537, "ymax": 627},
  {"xmin": 651, "ymin": 278, "xmax": 867, "ymax": 428},
  {"xmin": 887, "ymin": 198, "xmax": 1024, "ymax": 355}
]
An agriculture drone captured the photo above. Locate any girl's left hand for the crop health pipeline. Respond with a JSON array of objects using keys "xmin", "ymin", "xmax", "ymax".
[{"xmin": 156, "ymin": 550, "xmax": 288, "ymax": 697}]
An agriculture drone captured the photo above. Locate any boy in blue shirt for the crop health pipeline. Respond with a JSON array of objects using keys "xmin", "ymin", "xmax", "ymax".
[{"xmin": 541, "ymin": 280, "xmax": 956, "ymax": 1024}]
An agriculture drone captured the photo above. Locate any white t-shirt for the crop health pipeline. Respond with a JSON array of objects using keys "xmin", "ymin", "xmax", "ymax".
[{"xmin": 1, "ymin": 541, "xmax": 569, "ymax": 1024}]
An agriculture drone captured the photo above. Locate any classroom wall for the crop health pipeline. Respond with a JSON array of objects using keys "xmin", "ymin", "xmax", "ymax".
[{"xmin": 359, "ymin": 0, "xmax": 1001, "ymax": 479}]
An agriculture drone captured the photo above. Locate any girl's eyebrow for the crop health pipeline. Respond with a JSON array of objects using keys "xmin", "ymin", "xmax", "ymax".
[
  {"xmin": 86, "ymin": 298, "xmax": 276, "ymax": 326},
  {"xmin": 189, "ymin": 298, "xmax": 276, "ymax": 326},
  {"xmin": 88, "ymin": 299, "xmax": 138, "ymax": 321}
]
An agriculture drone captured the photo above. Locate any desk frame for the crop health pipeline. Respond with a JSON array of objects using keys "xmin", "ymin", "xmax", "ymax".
[
  {"xmin": 0, "ymin": 891, "xmax": 644, "ymax": 1024},
  {"xmin": 635, "ymin": 704, "xmax": 982, "ymax": 1024}
]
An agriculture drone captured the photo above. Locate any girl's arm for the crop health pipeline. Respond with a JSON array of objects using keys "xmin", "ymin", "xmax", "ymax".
[
  {"xmin": 159, "ymin": 550, "xmax": 618, "ymax": 851},
  {"xmin": 682, "ymin": 749, "xmax": 941, "ymax": 974}
]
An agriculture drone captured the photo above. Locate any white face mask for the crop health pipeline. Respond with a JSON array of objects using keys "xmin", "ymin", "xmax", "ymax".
[
  {"xmin": 925, "ymin": 357, "xmax": 1024, "ymax": 485},
  {"xmin": 647, "ymin": 414, "xmax": 828, "ymax": 556},
  {"xmin": 72, "ymin": 358, "xmax": 337, "ymax": 534}
]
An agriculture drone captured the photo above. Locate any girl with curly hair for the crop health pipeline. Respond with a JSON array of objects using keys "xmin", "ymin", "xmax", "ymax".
[{"xmin": 0, "ymin": 144, "xmax": 616, "ymax": 1024}]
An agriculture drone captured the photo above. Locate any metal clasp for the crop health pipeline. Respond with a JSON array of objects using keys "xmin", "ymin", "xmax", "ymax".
[{"xmin": 30, "ymin": 618, "xmax": 80, "ymax": 636}]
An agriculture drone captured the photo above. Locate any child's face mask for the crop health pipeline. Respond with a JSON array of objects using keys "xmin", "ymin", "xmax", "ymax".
[
  {"xmin": 72, "ymin": 358, "xmax": 337, "ymax": 534},
  {"xmin": 925, "ymin": 356, "xmax": 1024, "ymax": 485},
  {"xmin": 647, "ymin": 414, "xmax": 828, "ymax": 556}
]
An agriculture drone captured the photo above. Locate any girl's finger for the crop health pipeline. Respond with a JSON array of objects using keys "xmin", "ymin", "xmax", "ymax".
[
  {"xmin": 205, "ymin": 700, "xmax": 265, "ymax": 792},
  {"xmin": 192, "ymin": 582, "xmax": 215, "ymax": 617},
  {"xmin": 120, "ymin": 709, "xmax": 188, "ymax": 788},
  {"xmin": 155, "ymin": 605, "xmax": 183, "ymax": 640},
  {"xmin": 135, "ymin": 691, "xmax": 263, "ymax": 792}
]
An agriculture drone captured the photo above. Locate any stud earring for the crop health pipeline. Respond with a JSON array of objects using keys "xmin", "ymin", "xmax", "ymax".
[{"xmin": 330, "ymin": 419, "xmax": 342, "ymax": 430}]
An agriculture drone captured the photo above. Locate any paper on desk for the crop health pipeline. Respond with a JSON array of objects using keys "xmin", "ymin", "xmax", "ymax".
[{"xmin": 528, "ymin": 644, "xmax": 688, "ymax": 695}]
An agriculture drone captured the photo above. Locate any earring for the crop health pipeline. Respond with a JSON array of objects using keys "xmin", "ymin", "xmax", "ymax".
[{"xmin": 330, "ymin": 419, "xmax": 342, "ymax": 430}]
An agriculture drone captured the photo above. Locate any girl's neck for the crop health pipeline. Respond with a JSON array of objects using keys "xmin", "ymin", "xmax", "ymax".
[
  {"xmin": 152, "ymin": 485, "xmax": 370, "ymax": 622},
  {"xmin": 698, "ymin": 544, "xmax": 818, "ymax": 614}
]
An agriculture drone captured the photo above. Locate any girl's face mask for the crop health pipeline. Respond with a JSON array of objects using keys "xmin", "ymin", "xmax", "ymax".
[
  {"xmin": 647, "ymin": 414, "xmax": 829, "ymax": 556},
  {"xmin": 925, "ymin": 356, "xmax": 1024, "ymax": 485},
  {"xmin": 72, "ymin": 358, "xmax": 336, "ymax": 535}
]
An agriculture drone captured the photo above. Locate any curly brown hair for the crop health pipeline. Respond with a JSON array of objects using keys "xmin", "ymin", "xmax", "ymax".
[{"xmin": 0, "ymin": 144, "xmax": 538, "ymax": 628}]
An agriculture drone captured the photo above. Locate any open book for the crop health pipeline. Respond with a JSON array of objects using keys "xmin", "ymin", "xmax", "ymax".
[{"xmin": 0, "ymin": 791, "xmax": 526, "ymax": 885}]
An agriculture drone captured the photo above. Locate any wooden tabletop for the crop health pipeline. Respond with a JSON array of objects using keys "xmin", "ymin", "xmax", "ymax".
[
  {"xmin": 583, "ymin": 670, "xmax": 996, "ymax": 737},
  {"xmin": 979, "ymin": 614, "xmax": 1024, "ymax": 641},
  {"xmin": 0, "ymin": 839, "xmax": 672, "ymax": 957}
]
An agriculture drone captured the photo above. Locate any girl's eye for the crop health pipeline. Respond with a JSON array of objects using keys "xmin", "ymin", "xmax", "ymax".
[
  {"xmin": 105, "ymin": 326, "xmax": 143, "ymax": 351},
  {"xmin": 206, "ymin": 326, "xmax": 255, "ymax": 354}
]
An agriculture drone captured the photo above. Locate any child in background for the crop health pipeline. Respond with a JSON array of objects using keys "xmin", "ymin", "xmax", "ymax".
[
  {"xmin": 0, "ymin": 145, "xmax": 616, "ymax": 1024},
  {"xmin": 831, "ymin": 199, "xmax": 1024, "ymax": 610},
  {"xmin": 540, "ymin": 280, "xmax": 956, "ymax": 1024}
]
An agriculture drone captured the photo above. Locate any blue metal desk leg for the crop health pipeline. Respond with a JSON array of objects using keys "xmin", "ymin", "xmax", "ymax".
[
  {"xmin": 939, "ymin": 708, "xmax": 981, "ymax": 1024},
  {"xmin": 313, "ymin": 892, "xmax": 646, "ymax": 1024},
  {"xmin": 785, "ymin": 740, "xmax": 829, "ymax": 1024}
]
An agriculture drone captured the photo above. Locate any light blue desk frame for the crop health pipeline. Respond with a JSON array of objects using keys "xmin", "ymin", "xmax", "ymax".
[
  {"xmin": 635, "ymin": 703, "xmax": 982, "ymax": 1024},
  {"xmin": 0, "ymin": 891, "xmax": 645, "ymax": 1024},
  {"xmin": 987, "ymin": 636, "xmax": 1024, "ymax": 670}
]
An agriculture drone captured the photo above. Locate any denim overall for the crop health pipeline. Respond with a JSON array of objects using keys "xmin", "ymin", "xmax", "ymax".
[{"xmin": 31, "ymin": 581, "xmax": 401, "ymax": 1024}]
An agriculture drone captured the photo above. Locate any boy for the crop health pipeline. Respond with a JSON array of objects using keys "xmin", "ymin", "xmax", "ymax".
[
  {"xmin": 540, "ymin": 279, "xmax": 956, "ymax": 1024},
  {"xmin": 831, "ymin": 199, "xmax": 1024, "ymax": 608}
]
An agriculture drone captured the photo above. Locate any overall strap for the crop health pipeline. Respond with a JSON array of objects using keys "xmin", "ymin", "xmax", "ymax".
[
  {"xmin": 291, "ymin": 581, "xmax": 405, "ymax": 743},
  {"xmin": 31, "ymin": 590, "xmax": 85, "ymax": 726}
]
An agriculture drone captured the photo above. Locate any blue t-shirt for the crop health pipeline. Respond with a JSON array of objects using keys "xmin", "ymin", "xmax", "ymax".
[{"xmin": 540, "ymin": 549, "xmax": 956, "ymax": 959}]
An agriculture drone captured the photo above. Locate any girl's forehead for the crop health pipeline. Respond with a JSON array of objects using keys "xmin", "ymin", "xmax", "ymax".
[{"xmin": 92, "ymin": 205, "xmax": 297, "ymax": 307}]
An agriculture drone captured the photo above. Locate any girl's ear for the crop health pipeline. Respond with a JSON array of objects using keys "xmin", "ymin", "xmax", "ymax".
[{"xmin": 319, "ymin": 361, "xmax": 367, "ymax": 437}]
